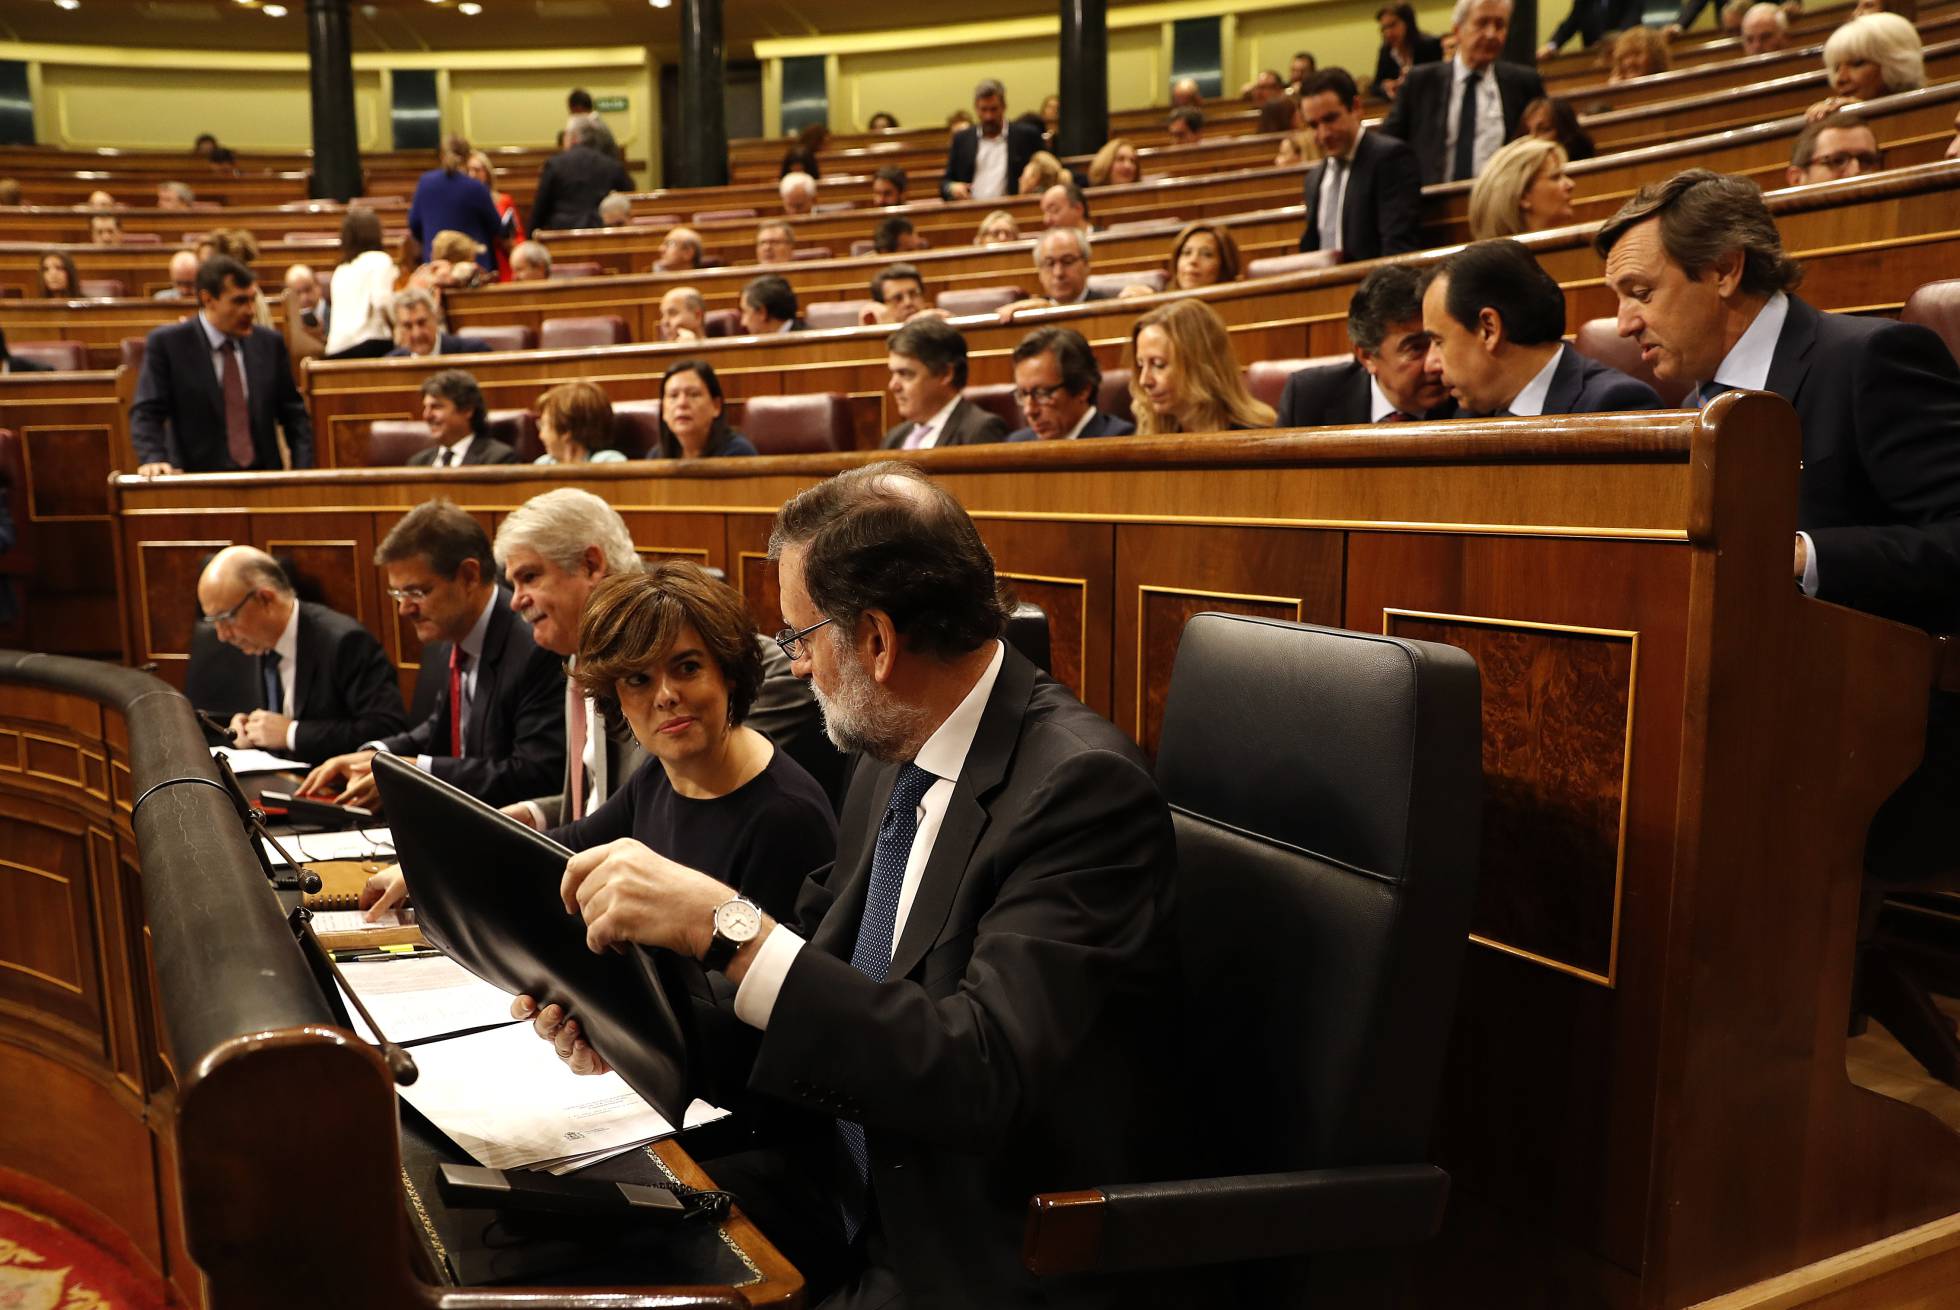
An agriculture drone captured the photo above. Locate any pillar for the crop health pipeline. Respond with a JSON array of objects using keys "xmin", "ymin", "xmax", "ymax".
[
  {"xmin": 1057, "ymin": 0, "xmax": 1109, "ymax": 158},
  {"xmin": 676, "ymin": 0, "xmax": 729, "ymax": 188},
  {"xmin": 306, "ymin": 0, "xmax": 362, "ymax": 201}
]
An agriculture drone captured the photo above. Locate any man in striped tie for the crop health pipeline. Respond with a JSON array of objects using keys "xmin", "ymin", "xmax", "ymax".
[{"xmin": 527, "ymin": 464, "xmax": 1179, "ymax": 1307}]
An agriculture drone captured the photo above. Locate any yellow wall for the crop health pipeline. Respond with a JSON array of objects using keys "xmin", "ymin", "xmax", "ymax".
[{"xmin": 36, "ymin": 62, "xmax": 388, "ymax": 152}]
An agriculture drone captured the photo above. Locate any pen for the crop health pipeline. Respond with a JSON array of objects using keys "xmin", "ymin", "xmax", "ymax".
[{"xmin": 332, "ymin": 947, "xmax": 442, "ymax": 963}]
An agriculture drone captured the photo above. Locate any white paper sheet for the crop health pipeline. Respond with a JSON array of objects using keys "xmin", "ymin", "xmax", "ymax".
[
  {"xmin": 310, "ymin": 908, "xmax": 411, "ymax": 933},
  {"xmin": 536, "ymin": 1100, "xmax": 730, "ymax": 1175},
  {"xmin": 334, "ymin": 953, "xmax": 520, "ymax": 1046},
  {"xmin": 260, "ymin": 827, "xmax": 395, "ymax": 866},
  {"xmin": 211, "ymin": 745, "xmax": 310, "ymax": 774},
  {"xmin": 395, "ymin": 1021, "xmax": 683, "ymax": 1171}
]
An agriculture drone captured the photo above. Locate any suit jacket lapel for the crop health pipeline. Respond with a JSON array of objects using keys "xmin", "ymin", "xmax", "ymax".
[
  {"xmin": 1304, "ymin": 160, "xmax": 1327, "ymax": 234},
  {"xmin": 1765, "ymin": 294, "xmax": 1818, "ymax": 409},
  {"xmin": 1344, "ymin": 361, "xmax": 1374, "ymax": 423},
  {"xmin": 1542, "ymin": 346, "xmax": 1582, "ymax": 415},
  {"xmin": 291, "ymin": 604, "xmax": 315, "ymax": 717},
  {"xmin": 886, "ymin": 648, "xmax": 1033, "ymax": 980},
  {"xmin": 468, "ymin": 594, "xmax": 510, "ymax": 756}
]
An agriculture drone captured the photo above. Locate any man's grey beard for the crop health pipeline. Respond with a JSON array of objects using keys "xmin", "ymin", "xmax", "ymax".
[{"xmin": 812, "ymin": 631, "xmax": 930, "ymax": 762}]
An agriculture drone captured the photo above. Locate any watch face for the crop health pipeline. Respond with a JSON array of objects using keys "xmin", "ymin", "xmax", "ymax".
[{"xmin": 715, "ymin": 898, "xmax": 762, "ymax": 941}]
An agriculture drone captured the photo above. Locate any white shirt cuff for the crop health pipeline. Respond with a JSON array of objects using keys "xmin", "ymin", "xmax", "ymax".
[
  {"xmin": 732, "ymin": 925, "xmax": 806, "ymax": 1031},
  {"xmin": 413, "ymin": 754, "xmax": 433, "ymax": 772},
  {"xmin": 519, "ymin": 800, "xmax": 547, "ymax": 829},
  {"xmin": 284, "ymin": 721, "xmax": 300, "ymax": 753},
  {"xmin": 363, "ymin": 741, "xmax": 392, "ymax": 753},
  {"xmin": 1798, "ymin": 531, "xmax": 1819, "ymax": 596}
]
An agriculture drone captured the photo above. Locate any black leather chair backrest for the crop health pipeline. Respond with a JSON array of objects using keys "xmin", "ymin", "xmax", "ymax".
[{"xmin": 1157, "ymin": 613, "xmax": 1482, "ymax": 1172}]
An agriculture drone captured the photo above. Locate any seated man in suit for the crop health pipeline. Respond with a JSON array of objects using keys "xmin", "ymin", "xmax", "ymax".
[
  {"xmin": 1381, "ymin": 0, "xmax": 1545, "ymax": 184},
  {"xmin": 870, "ymin": 165, "xmax": 908, "ymax": 208},
  {"xmin": 881, "ymin": 318, "xmax": 1010, "ymax": 450},
  {"xmin": 1421, "ymin": 238, "xmax": 1663, "ymax": 416},
  {"xmin": 998, "ymin": 227, "xmax": 1118, "ymax": 318},
  {"xmin": 194, "ymin": 545, "xmax": 407, "ymax": 763},
  {"xmin": 755, "ymin": 221, "xmax": 797, "ymax": 265},
  {"xmin": 384, "ymin": 287, "xmax": 493, "ymax": 359},
  {"xmin": 1039, "ymin": 181, "xmax": 1090, "ymax": 231},
  {"xmin": 1007, "ymin": 326, "xmax": 1136, "ymax": 440},
  {"xmin": 155, "ymin": 250, "xmax": 199, "ymax": 302},
  {"xmin": 1278, "ymin": 263, "xmax": 1456, "ymax": 427},
  {"xmin": 1785, "ymin": 112, "xmax": 1883, "ymax": 187},
  {"xmin": 659, "ymin": 286, "xmax": 707, "ymax": 342},
  {"xmin": 941, "ymin": 77, "xmax": 1042, "ymax": 201},
  {"xmin": 406, "ymin": 369, "xmax": 518, "ymax": 467},
  {"xmin": 739, "ymin": 274, "xmax": 806, "ymax": 335},
  {"xmin": 520, "ymin": 462, "xmax": 1179, "ymax": 1308},
  {"xmin": 1595, "ymin": 167, "xmax": 1960, "ymax": 632},
  {"xmin": 130, "ymin": 255, "xmax": 314, "ymax": 477},
  {"xmin": 868, "ymin": 263, "xmax": 936, "ymax": 325},
  {"xmin": 1166, "ymin": 106, "xmax": 1204, "ymax": 145},
  {"xmin": 298, "ymin": 498, "xmax": 564, "ymax": 810},
  {"xmin": 1295, "ymin": 67, "xmax": 1423, "ymax": 261},
  {"xmin": 656, "ymin": 226, "xmax": 704, "ymax": 273}
]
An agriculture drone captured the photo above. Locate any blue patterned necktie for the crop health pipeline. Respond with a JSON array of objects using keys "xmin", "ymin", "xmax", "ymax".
[
  {"xmin": 1695, "ymin": 380, "xmax": 1733, "ymax": 407},
  {"xmin": 261, "ymin": 650, "xmax": 282, "ymax": 714},
  {"xmin": 836, "ymin": 761, "xmax": 937, "ymax": 1240}
]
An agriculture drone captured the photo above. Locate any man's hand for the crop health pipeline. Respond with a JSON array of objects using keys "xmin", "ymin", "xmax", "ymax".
[
  {"xmin": 499, "ymin": 801, "xmax": 543, "ymax": 830},
  {"xmin": 1537, "ymin": 41, "xmax": 1558, "ymax": 59},
  {"xmin": 512, "ymin": 995, "xmax": 613, "ymax": 1075},
  {"xmin": 137, "ymin": 462, "xmax": 179, "ymax": 477},
  {"xmin": 559, "ymin": 838, "xmax": 774, "ymax": 980},
  {"xmin": 947, "ymin": 182, "xmax": 973, "ymax": 201},
  {"xmin": 996, "ymin": 297, "xmax": 1054, "ymax": 322},
  {"xmin": 1794, "ymin": 532, "xmax": 1809, "ymax": 582},
  {"xmin": 298, "ymin": 748, "xmax": 380, "ymax": 807},
  {"xmin": 1663, "ymin": 21, "xmax": 1684, "ymax": 36},
  {"xmin": 232, "ymin": 709, "xmax": 294, "ymax": 750},
  {"xmin": 360, "ymin": 863, "xmax": 408, "ymax": 919}
]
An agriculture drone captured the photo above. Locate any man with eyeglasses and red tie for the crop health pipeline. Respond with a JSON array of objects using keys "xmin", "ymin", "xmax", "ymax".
[{"xmin": 297, "ymin": 498, "xmax": 563, "ymax": 811}]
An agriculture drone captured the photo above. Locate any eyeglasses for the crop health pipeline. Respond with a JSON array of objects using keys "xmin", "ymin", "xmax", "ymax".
[
  {"xmin": 198, "ymin": 590, "xmax": 261, "ymax": 627},
  {"xmin": 385, "ymin": 585, "xmax": 434, "ymax": 605},
  {"xmin": 775, "ymin": 615, "xmax": 835, "ymax": 661},
  {"xmin": 1811, "ymin": 150, "xmax": 1882, "ymax": 171},
  {"xmin": 1012, "ymin": 383, "xmax": 1069, "ymax": 406},
  {"xmin": 1039, "ymin": 255, "xmax": 1084, "ymax": 272}
]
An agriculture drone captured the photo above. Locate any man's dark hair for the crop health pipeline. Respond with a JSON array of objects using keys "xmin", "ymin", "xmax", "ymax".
[
  {"xmin": 195, "ymin": 254, "xmax": 256, "ymax": 301},
  {"xmin": 1346, "ymin": 263, "xmax": 1428, "ymax": 353},
  {"xmin": 374, "ymin": 497, "xmax": 494, "ymax": 578},
  {"xmin": 874, "ymin": 164, "xmax": 908, "ymax": 194},
  {"xmin": 888, "ymin": 317, "xmax": 970, "ymax": 388},
  {"xmin": 768, "ymin": 463, "xmax": 1010, "ymax": 660},
  {"xmin": 1420, "ymin": 239, "xmax": 1566, "ymax": 346},
  {"xmin": 1011, "ymin": 326, "xmax": 1101, "ymax": 401},
  {"xmin": 1300, "ymin": 67, "xmax": 1361, "ymax": 105},
  {"xmin": 1050, "ymin": 179, "xmax": 1090, "ymax": 218},
  {"xmin": 1169, "ymin": 107, "xmax": 1205, "ymax": 134},
  {"xmin": 568, "ymin": 88, "xmax": 594, "ymax": 112},
  {"xmin": 420, "ymin": 368, "xmax": 489, "ymax": 439},
  {"xmin": 870, "ymin": 262, "xmax": 924, "ymax": 303},
  {"xmin": 741, "ymin": 274, "xmax": 799, "ymax": 324},
  {"xmin": 872, "ymin": 215, "xmax": 916, "ymax": 254},
  {"xmin": 1593, "ymin": 168, "xmax": 1803, "ymax": 298},
  {"xmin": 1790, "ymin": 110, "xmax": 1872, "ymax": 169}
]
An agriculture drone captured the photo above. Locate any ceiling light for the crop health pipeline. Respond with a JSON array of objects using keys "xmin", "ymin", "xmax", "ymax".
[
  {"xmin": 263, "ymin": 4, "xmax": 286, "ymax": 13},
  {"xmin": 54, "ymin": 0, "xmax": 80, "ymax": 9},
  {"xmin": 650, "ymin": 0, "xmax": 672, "ymax": 8},
  {"xmin": 458, "ymin": 2, "xmax": 481, "ymax": 12}
]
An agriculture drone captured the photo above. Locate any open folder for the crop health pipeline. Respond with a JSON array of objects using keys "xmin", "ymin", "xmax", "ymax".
[{"xmin": 371, "ymin": 752, "xmax": 700, "ymax": 1125}]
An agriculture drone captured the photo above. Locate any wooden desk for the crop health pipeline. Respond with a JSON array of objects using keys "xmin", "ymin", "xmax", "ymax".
[
  {"xmin": 0, "ymin": 653, "xmax": 797, "ymax": 1309},
  {"xmin": 102, "ymin": 396, "xmax": 1960, "ymax": 1306}
]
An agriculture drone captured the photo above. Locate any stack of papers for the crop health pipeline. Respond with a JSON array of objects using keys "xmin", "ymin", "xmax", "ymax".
[
  {"xmin": 261, "ymin": 827, "xmax": 395, "ymax": 866},
  {"xmin": 211, "ymin": 745, "xmax": 311, "ymax": 774},
  {"xmin": 335, "ymin": 954, "xmax": 518, "ymax": 1045}
]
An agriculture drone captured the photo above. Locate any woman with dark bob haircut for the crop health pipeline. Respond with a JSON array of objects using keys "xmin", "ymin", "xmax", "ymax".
[
  {"xmin": 656, "ymin": 359, "xmax": 760, "ymax": 460},
  {"xmin": 549, "ymin": 561, "xmax": 836, "ymax": 921}
]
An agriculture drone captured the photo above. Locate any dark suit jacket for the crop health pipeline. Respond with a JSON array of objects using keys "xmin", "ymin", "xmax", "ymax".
[
  {"xmin": 405, "ymin": 435, "xmax": 518, "ymax": 467},
  {"xmin": 375, "ymin": 589, "xmax": 566, "ymax": 806},
  {"xmin": 1379, "ymin": 58, "xmax": 1546, "ymax": 185},
  {"xmin": 1006, "ymin": 409, "xmax": 1135, "ymax": 441},
  {"xmin": 730, "ymin": 647, "xmax": 1178, "ymax": 1306},
  {"xmin": 939, "ymin": 121, "xmax": 1044, "ymax": 200},
  {"xmin": 384, "ymin": 333, "xmax": 493, "ymax": 358},
  {"xmin": 1762, "ymin": 295, "xmax": 1960, "ymax": 632},
  {"xmin": 2, "ymin": 355, "xmax": 52, "ymax": 373},
  {"xmin": 529, "ymin": 145, "xmax": 634, "ymax": 235},
  {"xmin": 1549, "ymin": 0, "xmax": 1645, "ymax": 48},
  {"xmin": 289, "ymin": 601, "xmax": 410, "ymax": 763},
  {"xmin": 880, "ymin": 397, "xmax": 1011, "ymax": 450},
  {"xmin": 1533, "ymin": 344, "xmax": 1664, "ymax": 415},
  {"xmin": 1276, "ymin": 358, "xmax": 1458, "ymax": 427},
  {"xmin": 1296, "ymin": 130, "xmax": 1424, "ymax": 261},
  {"xmin": 130, "ymin": 317, "xmax": 314, "ymax": 471},
  {"xmin": 1369, "ymin": 33, "xmax": 1445, "ymax": 99}
]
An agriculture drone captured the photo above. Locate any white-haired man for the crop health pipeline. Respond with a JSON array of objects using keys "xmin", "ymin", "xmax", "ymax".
[
  {"xmin": 1381, "ymin": 0, "xmax": 1547, "ymax": 184},
  {"xmin": 779, "ymin": 170, "xmax": 818, "ymax": 217}
]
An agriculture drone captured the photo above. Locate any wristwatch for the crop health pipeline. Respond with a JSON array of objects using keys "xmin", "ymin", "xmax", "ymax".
[{"xmin": 702, "ymin": 896, "xmax": 762, "ymax": 972}]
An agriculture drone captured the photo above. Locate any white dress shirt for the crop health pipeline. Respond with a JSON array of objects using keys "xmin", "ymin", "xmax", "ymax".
[
  {"xmin": 903, "ymin": 395, "xmax": 963, "ymax": 451},
  {"xmin": 1060, "ymin": 406, "xmax": 1102, "ymax": 440},
  {"xmin": 325, "ymin": 248, "xmax": 399, "ymax": 356},
  {"xmin": 971, "ymin": 130, "xmax": 1010, "ymax": 200},
  {"xmin": 1503, "ymin": 345, "xmax": 1568, "ymax": 418},
  {"xmin": 432, "ymin": 433, "xmax": 476, "ymax": 467},
  {"xmin": 1443, "ymin": 56, "xmax": 1506, "ymax": 179},
  {"xmin": 735, "ymin": 640, "xmax": 1007, "ymax": 1029},
  {"xmin": 517, "ymin": 675, "xmax": 609, "ymax": 828},
  {"xmin": 1695, "ymin": 293, "xmax": 1815, "ymax": 592},
  {"xmin": 368, "ymin": 587, "xmax": 498, "ymax": 768},
  {"xmin": 1315, "ymin": 127, "xmax": 1365, "ymax": 252},
  {"xmin": 1369, "ymin": 376, "xmax": 1402, "ymax": 421},
  {"xmin": 268, "ymin": 600, "xmax": 302, "ymax": 751}
]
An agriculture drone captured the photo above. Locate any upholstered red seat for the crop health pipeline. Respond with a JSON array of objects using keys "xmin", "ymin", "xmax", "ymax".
[
  {"xmin": 691, "ymin": 207, "xmax": 755, "ymax": 223},
  {"xmin": 456, "ymin": 325, "xmax": 536, "ymax": 353},
  {"xmin": 936, "ymin": 286, "xmax": 1023, "ymax": 317},
  {"xmin": 10, "ymin": 341, "xmax": 90, "ymax": 372},
  {"xmin": 1245, "ymin": 250, "xmax": 1342, "ymax": 279},
  {"xmin": 961, "ymin": 383, "xmax": 1022, "ymax": 433},
  {"xmin": 1088, "ymin": 269, "xmax": 1166, "ymax": 297},
  {"xmin": 611, "ymin": 400, "xmax": 663, "ymax": 457},
  {"xmin": 119, "ymin": 337, "xmax": 147, "ymax": 372},
  {"xmin": 804, "ymin": 300, "xmax": 878, "ymax": 330},
  {"xmin": 78, "ymin": 279, "xmax": 125, "ymax": 299},
  {"xmin": 1100, "ymin": 368, "xmax": 1134, "ymax": 425},
  {"xmin": 487, "ymin": 409, "xmax": 541, "ymax": 462},
  {"xmin": 1573, "ymin": 318, "xmax": 1691, "ymax": 407},
  {"xmin": 1902, "ymin": 278, "xmax": 1960, "ymax": 370},
  {"xmin": 741, "ymin": 393, "xmax": 853, "ymax": 454},
  {"xmin": 539, "ymin": 316, "xmax": 629, "ymax": 350},
  {"xmin": 704, "ymin": 309, "xmax": 742, "ymax": 338},
  {"xmin": 550, "ymin": 261, "xmax": 606, "ymax": 279},
  {"xmin": 366, "ymin": 420, "xmax": 436, "ymax": 466},
  {"xmin": 1244, "ymin": 356, "xmax": 1350, "ymax": 413}
]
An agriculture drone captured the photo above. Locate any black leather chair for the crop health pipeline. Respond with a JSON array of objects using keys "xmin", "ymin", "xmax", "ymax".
[
  {"xmin": 1024, "ymin": 613, "xmax": 1482, "ymax": 1302},
  {"xmin": 1004, "ymin": 602, "xmax": 1050, "ymax": 674}
]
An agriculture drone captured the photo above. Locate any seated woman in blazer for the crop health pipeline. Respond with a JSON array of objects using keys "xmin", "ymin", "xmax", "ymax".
[
  {"xmin": 534, "ymin": 381, "xmax": 628, "ymax": 465},
  {"xmin": 1129, "ymin": 299, "xmax": 1277, "ymax": 436},
  {"xmin": 654, "ymin": 360, "xmax": 759, "ymax": 460}
]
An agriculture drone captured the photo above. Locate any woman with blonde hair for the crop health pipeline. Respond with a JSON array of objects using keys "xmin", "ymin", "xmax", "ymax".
[
  {"xmin": 1808, "ymin": 11, "xmax": 1924, "ymax": 117},
  {"xmin": 973, "ymin": 209, "xmax": 1021, "ymax": 245},
  {"xmin": 466, "ymin": 150, "xmax": 525, "ymax": 280},
  {"xmin": 1128, "ymin": 299, "xmax": 1276, "ymax": 436},
  {"xmin": 1607, "ymin": 26, "xmax": 1670, "ymax": 81},
  {"xmin": 1467, "ymin": 137, "xmax": 1576, "ymax": 238},
  {"xmin": 534, "ymin": 381, "xmax": 624, "ymax": 465},
  {"xmin": 1087, "ymin": 137, "xmax": 1142, "ymax": 186},
  {"xmin": 1018, "ymin": 150, "xmax": 1069, "ymax": 196}
]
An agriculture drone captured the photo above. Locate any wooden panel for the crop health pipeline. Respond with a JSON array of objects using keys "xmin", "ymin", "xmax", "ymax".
[
  {"xmin": 616, "ymin": 510, "xmax": 728, "ymax": 573},
  {"xmin": 258, "ymin": 529, "xmax": 371, "ymax": 631},
  {"xmin": 21, "ymin": 421, "xmax": 115, "ymax": 520},
  {"xmin": 126, "ymin": 517, "xmax": 246, "ymax": 670},
  {"xmin": 976, "ymin": 517, "xmax": 1114, "ymax": 716},
  {"xmin": 0, "ymin": 799, "xmax": 103, "ymax": 1057},
  {"xmin": 1113, "ymin": 523, "xmax": 1344, "ymax": 755}
]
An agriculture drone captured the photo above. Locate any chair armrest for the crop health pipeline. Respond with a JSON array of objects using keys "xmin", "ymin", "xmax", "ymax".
[{"xmin": 1023, "ymin": 1163, "xmax": 1449, "ymax": 1276}]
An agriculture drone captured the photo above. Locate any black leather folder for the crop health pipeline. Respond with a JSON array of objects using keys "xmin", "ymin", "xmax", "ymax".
[{"xmin": 372, "ymin": 751, "xmax": 698, "ymax": 1124}]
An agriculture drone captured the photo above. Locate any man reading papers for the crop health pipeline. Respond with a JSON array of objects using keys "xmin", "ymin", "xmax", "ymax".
[{"xmin": 512, "ymin": 465, "xmax": 1180, "ymax": 1309}]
